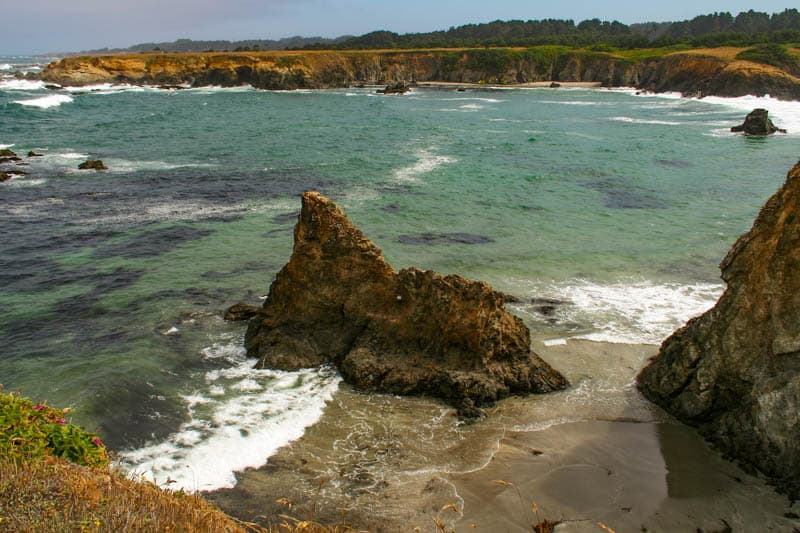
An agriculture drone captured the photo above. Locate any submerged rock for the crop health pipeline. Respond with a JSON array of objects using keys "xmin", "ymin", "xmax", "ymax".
[
  {"xmin": 224, "ymin": 302, "xmax": 260, "ymax": 322},
  {"xmin": 0, "ymin": 171, "xmax": 11, "ymax": 182},
  {"xmin": 0, "ymin": 149, "xmax": 17, "ymax": 158},
  {"xmin": 730, "ymin": 108, "xmax": 787, "ymax": 135},
  {"xmin": 78, "ymin": 159, "xmax": 108, "ymax": 171},
  {"xmin": 245, "ymin": 192, "xmax": 567, "ymax": 414},
  {"xmin": 638, "ymin": 161, "xmax": 800, "ymax": 499},
  {"xmin": 27, "ymin": 151, "xmax": 43, "ymax": 157}
]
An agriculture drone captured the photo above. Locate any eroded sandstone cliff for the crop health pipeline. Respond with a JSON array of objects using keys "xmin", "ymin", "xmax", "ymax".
[
  {"xmin": 638, "ymin": 161, "xmax": 800, "ymax": 499},
  {"xmin": 245, "ymin": 192, "xmax": 568, "ymax": 414},
  {"xmin": 39, "ymin": 48, "xmax": 800, "ymax": 99}
]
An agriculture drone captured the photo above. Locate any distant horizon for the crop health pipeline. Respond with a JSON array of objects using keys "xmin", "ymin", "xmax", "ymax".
[{"xmin": 1, "ymin": 1, "xmax": 799, "ymax": 55}]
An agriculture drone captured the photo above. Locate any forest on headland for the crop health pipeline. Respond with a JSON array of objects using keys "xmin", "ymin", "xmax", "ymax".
[{"xmin": 83, "ymin": 9, "xmax": 800, "ymax": 54}]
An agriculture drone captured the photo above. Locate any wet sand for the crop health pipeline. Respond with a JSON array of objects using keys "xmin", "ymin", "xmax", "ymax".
[{"xmin": 206, "ymin": 339, "xmax": 800, "ymax": 532}]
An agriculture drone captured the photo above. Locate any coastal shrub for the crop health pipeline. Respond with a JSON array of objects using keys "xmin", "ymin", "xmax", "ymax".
[
  {"xmin": 0, "ymin": 389, "xmax": 108, "ymax": 467},
  {"xmin": 736, "ymin": 43, "xmax": 800, "ymax": 71}
]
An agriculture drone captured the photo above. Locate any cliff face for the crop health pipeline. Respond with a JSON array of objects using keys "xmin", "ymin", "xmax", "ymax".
[
  {"xmin": 245, "ymin": 192, "xmax": 567, "ymax": 414},
  {"xmin": 40, "ymin": 49, "xmax": 800, "ymax": 99},
  {"xmin": 638, "ymin": 161, "xmax": 800, "ymax": 499},
  {"xmin": 637, "ymin": 52, "xmax": 800, "ymax": 100}
]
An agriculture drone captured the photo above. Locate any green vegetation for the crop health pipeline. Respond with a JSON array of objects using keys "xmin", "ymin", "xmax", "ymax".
[
  {"xmin": 298, "ymin": 8, "xmax": 800, "ymax": 51},
  {"xmin": 0, "ymin": 389, "xmax": 357, "ymax": 532},
  {"xmin": 736, "ymin": 43, "xmax": 800, "ymax": 73},
  {"xmin": 0, "ymin": 389, "xmax": 107, "ymax": 467}
]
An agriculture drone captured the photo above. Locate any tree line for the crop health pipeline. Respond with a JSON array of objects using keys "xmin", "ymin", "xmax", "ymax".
[{"xmin": 303, "ymin": 9, "xmax": 800, "ymax": 50}]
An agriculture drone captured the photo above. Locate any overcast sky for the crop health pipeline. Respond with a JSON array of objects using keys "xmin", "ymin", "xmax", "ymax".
[{"xmin": 2, "ymin": 0, "xmax": 798, "ymax": 54}]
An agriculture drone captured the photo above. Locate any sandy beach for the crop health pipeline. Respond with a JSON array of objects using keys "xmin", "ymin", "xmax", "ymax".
[
  {"xmin": 415, "ymin": 81, "xmax": 605, "ymax": 89},
  {"xmin": 206, "ymin": 339, "xmax": 800, "ymax": 532}
]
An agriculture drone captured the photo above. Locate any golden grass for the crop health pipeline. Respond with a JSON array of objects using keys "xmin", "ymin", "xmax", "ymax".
[{"xmin": 0, "ymin": 456, "xmax": 356, "ymax": 533}]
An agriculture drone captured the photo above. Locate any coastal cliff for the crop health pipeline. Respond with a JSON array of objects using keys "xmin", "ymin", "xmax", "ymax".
[
  {"xmin": 638, "ymin": 161, "xmax": 800, "ymax": 499},
  {"xmin": 40, "ymin": 47, "xmax": 800, "ymax": 99},
  {"xmin": 244, "ymin": 192, "xmax": 568, "ymax": 415}
]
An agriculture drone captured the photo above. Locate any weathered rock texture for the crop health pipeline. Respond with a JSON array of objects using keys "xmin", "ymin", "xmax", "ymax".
[
  {"xmin": 40, "ymin": 48, "xmax": 800, "ymax": 100},
  {"xmin": 731, "ymin": 108, "xmax": 787, "ymax": 135},
  {"xmin": 245, "ymin": 192, "xmax": 567, "ymax": 412},
  {"xmin": 638, "ymin": 161, "xmax": 800, "ymax": 499},
  {"xmin": 78, "ymin": 159, "xmax": 107, "ymax": 170}
]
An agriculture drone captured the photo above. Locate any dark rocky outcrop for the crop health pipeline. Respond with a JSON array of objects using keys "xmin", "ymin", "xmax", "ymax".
[
  {"xmin": 245, "ymin": 192, "xmax": 567, "ymax": 414},
  {"xmin": 224, "ymin": 302, "xmax": 260, "ymax": 322},
  {"xmin": 731, "ymin": 108, "xmax": 787, "ymax": 135},
  {"xmin": 377, "ymin": 81, "xmax": 411, "ymax": 94},
  {"xmin": 0, "ymin": 171, "xmax": 11, "ymax": 182},
  {"xmin": 78, "ymin": 160, "xmax": 108, "ymax": 171},
  {"xmin": 27, "ymin": 151, "xmax": 43, "ymax": 157},
  {"xmin": 638, "ymin": 161, "xmax": 800, "ymax": 499},
  {"xmin": 0, "ymin": 149, "xmax": 17, "ymax": 158}
]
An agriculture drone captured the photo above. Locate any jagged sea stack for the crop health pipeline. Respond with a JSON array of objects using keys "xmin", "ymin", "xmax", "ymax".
[
  {"xmin": 245, "ymin": 192, "xmax": 567, "ymax": 414},
  {"xmin": 638, "ymin": 161, "xmax": 800, "ymax": 499}
]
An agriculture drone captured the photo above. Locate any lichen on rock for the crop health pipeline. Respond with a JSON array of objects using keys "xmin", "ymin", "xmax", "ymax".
[
  {"xmin": 638, "ymin": 161, "xmax": 800, "ymax": 499},
  {"xmin": 245, "ymin": 191, "xmax": 568, "ymax": 414}
]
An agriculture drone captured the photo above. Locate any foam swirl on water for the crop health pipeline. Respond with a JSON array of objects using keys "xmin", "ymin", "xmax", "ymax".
[{"xmin": 119, "ymin": 340, "xmax": 341, "ymax": 491}]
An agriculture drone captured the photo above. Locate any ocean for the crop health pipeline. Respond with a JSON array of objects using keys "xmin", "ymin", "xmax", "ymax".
[{"xmin": 2, "ymin": 54, "xmax": 800, "ymax": 530}]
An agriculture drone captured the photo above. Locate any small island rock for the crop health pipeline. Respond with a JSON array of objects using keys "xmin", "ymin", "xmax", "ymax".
[
  {"xmin": 730, "ymin": 108, "xmax": 787, "ymax": 135},
  {"xmin": 78, "ymin": 159, "xmax": 108, "ymax": 171},
  {"xmin": 244, "ymin": 192, "xmax": 568, "ymax": 414},
  {"xmin": 638, "ymin": 161, "xmax": 800, "ymax": 499},
  {"xmin": 27, "ymin": 151, "xmax": 43, "ymax": 157},
  {"xmin": 0, "ymin": 149, "xmax": 17, "ymax": 158},
  {"xmin": 377, "ymin": 81, "xmax": 411, "ymax": 94}
]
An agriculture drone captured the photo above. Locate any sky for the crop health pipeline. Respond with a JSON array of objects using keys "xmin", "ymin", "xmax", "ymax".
[{"xmin": 2, "ymin": 0, "xmax": 799, "ymax": 54}]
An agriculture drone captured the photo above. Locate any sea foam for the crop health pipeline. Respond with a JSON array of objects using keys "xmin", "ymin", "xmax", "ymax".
[
  {"xmin": 514, "ymin": 279, "xmax": 723, "ymax": 345},
  {"xmin": 0, "ymin": 79, "xmax": 46, "ymax": 91},
  {"xmin": 12, "ymin": 94, "xmax": 73, "ymax": 109},
  {"xmin": 391, "ymin": 149, "xmax": 456, "ymax": 184},
  {"xmin": 119, "ymin": 339, "xmax": 342, "ymax": 491}
]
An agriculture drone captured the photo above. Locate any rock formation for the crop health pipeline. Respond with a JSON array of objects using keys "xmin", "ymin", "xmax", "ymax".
[
  {"xmin": 224, "ymin": 302, "xmax": 260, "ymax": 322},
  {"xmin": 638, "ymin": 161, "xmax": 800, "ymax": 499},
  {"xmin": 377, "ymin": 81, "xmax": 411, "ymax": 94},
  {"xmin": 731, "ymin": 108, "xmax": 787, "ymax": 135},
  {"xmin": 245, "ymin": 192, "xmax": 568, "ymax": 414},
  {"xmin": 38, "ymin": 49, "xmax": 800, "ymax": 100},
  {"xmin": 78, "ymin": 159, "xmax": 108, "ymax": 171}
]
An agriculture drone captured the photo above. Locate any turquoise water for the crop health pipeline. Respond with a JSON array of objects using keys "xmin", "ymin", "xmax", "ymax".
[{"xmin": 2, "ymin": 55, "xmax": 800, "ymax": 491}]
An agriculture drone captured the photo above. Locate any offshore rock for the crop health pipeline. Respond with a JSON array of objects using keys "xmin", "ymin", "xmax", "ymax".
[
  {"xmin": 377, "ymin": 81, "xmax": 411, "ymax": 94},
  {"xmin": 78, "ymin": 159, "xmax": 108, "ymax": 171},
  {"xmin": 224, "ymin": 302, "xmax": 260, "ymax": 322},
  {"xmin": 0, "ymin": 149, "xmax": 17, "ymax": 158},
  {"xmin": 731, "ymin": 108, "xmax": 787, "ymax": 135},
  {"xmin": 638, "ymin": 161, "xmax": 800, "ymax": 499},
  {"xmin": 245, "ymin": 192, "xmax": 567, "ymax": 413}
]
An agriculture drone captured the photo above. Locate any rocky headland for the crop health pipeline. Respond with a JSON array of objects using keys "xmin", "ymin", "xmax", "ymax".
[
  {"xmin": 243, "ymin": 192, "xmax": 567, "ymax": 415},
  {"xmin": 39, "ymin": 46, "xmax": 800, "ymax": 100},
  {"xmin": 638, "ymin": 161, "xmax": 800, "ymax": 499}
]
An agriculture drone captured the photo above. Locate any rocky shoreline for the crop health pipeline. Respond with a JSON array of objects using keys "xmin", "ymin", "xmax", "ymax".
[{"xmin": 37, "ymin": 47, "xmax": 800, "ymax": 100}]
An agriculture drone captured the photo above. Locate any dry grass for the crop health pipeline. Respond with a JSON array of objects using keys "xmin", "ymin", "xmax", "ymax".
[{"xmin": 0, "ymin": 456, "xmax": 356, "ymax": 533}]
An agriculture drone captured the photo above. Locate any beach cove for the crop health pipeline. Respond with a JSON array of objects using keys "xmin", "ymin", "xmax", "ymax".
[{"xmin": 2, "ymin": 54, "xmax": 800, "ymax": 530}]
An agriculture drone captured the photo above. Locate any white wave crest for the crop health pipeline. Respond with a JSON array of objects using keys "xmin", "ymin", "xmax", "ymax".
[
  {"xmin": 514, "ymin": 279, "xmax": 723, "ymax": 345},
  {"xmin": 1, "ymin": 79, "xmax": 46, "ymax": 91},
  {"xmin": 12, "ymin": 94, "xmax": 73, "ymax": 109},
  {"xmin": 119, "ymin": 340, "xmax": 341, "ymax": 491},
  {"xmin": 610, "ymin": 116, "xmax": 683, "ymax": 126},
  {"xmin": 0, "ymin": 64, "xmax": 11, "ymax": 71},
  {"xmin": 391, "ymin": 149, "xmax": 456, "ymax": 184}
]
